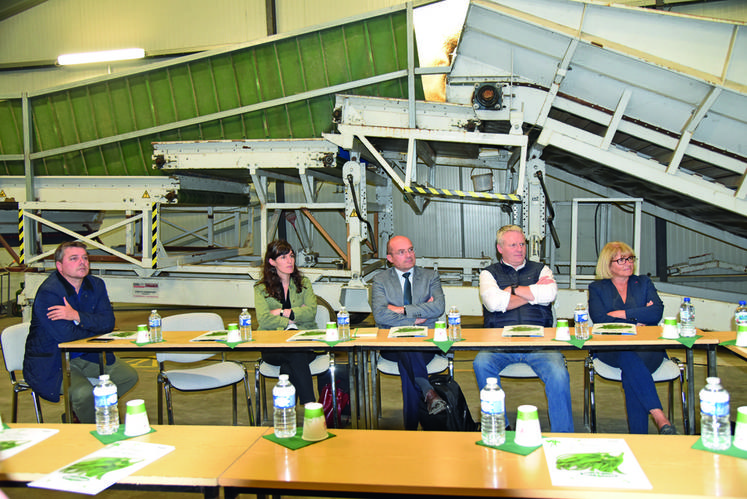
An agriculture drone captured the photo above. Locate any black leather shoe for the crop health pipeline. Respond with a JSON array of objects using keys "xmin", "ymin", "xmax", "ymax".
[{"xmin": 659, "ymin": 423, "xmax": 677, "ymax": 435}]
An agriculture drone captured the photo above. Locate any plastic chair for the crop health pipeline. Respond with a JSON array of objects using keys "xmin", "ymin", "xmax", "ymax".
[
  {"xmin": 254, "ymin": 304, "xmax": 331, "ymax": 425},
  {"xmin": 157, "ymin": 312, "xmax": 253, "ymax": 425},
  {"xmin": 583, "ymin": 354, "xmax": 688, "ymax": 434},
  {"xmin": 1, "ymin": 322, "xmax": 43, "ymax": 423},
  {"xmin": 372, "ymin": 352, "xmax": 453, "ymax": 420}
]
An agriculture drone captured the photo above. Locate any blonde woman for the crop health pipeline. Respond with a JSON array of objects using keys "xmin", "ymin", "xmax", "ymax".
[{"xmin": 588, "ymin": 242, "xmax": 675, "ymax": 434}]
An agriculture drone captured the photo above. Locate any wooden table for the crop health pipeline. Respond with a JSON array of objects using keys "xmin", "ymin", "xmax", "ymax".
[
  {"xmin": 58, "ymin": 329, "xmax": 364, "ymax": 428},
  {"xmin": 356, "ymin": 327, "xmax": 721, "ymax": 434},
  {"xmin": 0, "ymin": 423, "xmax": 266, "ymax": 498},
  {"xmin": 219, "ymin": 428, "xmax": 747, "ymax": 498}
]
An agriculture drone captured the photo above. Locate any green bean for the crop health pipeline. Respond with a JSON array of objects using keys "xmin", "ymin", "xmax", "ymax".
[
  {"xmin": 555, "ymin": 452, "xmax": 624, "ymax": 474},
  {"xmin": 61, "ymin": 457, "xmax": 142, "ymax": 480}
]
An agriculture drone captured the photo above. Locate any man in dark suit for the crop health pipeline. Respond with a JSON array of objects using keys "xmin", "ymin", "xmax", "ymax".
[{"xmin": 372, "ymin": 235, "xmax": 446, "ymax": 430}]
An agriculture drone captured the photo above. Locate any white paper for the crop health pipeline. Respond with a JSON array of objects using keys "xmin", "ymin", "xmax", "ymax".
[
  {"xmin": 98, "ymin": 330, "xmax": 138, "ymax": 340},
  {"xmin": 502, "ymin": 325, "xmax": 545, "ymax": 337},
  {"xmin": 286, "ymin": 329, "xmax": 326, "ymax": 341},
  {"xmin": 0, "ymin": 428, "xmax": 59, "ymax": 460},
  {"xmin": 591, "ymin": 323, "xmax": 637, "ymax": 335},
  {"xmin": 542, "ymin": 437, "xmax": 652, "ymax": 489},
  {"xmin": 387, "ymin": 326, "xmax": 428, "ymax": 338},
  {"xmin": 28, "ymin": 440, "xmax": 174, "ymax": 495},
  {"xmin": 189, "ymin": 330, "xmax": 228, "ymax": 342}
]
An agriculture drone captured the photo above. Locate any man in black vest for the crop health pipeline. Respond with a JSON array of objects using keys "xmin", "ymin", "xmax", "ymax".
[{"xmin": 473, "ymin": 225, "xmax": 573, "ymax": 432}]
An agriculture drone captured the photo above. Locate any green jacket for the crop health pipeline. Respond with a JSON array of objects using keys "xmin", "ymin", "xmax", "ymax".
[{"xmin": 254, "ymin": 276, "xmax": 318, "ymax": 330}]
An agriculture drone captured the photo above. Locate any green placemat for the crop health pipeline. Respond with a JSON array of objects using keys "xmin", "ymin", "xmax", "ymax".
[
  {"xmin": 1, "ymin": 422, "xmax": 10, "ymax": 430},
  {"xmin": 216, "ymin": 339, "xmax": 253, "ymax": 349},
  {"xmin": 263, "ymin": 429, "xmax": 336, "ymax": 450},
  {"xmin": 476, "ymin": 431, "xmax": 542, "ymax": 455},
  {"xmin": 314, "ymin": 338, "xmax": 355, "ymax": 347},
  {"xmin": 425, "ymin": 337, "xmax": 465, "ymax": 353},
  {"xmin": 691, "ymin": 437, "xmax": 747, "ymax": 459},
  {"xmin": 719, "ymin": 339, "xmax": 738, "ymax": 346},
  {"xmin": 671, "ymin": 335, "xmax": 702, "ymax": 349},
  {"xmin": 89, "ymin": 425, "xmax": 156, "ymax": 444},
  {"xmin": 553, "ymin": 337, "xmax": 588, "ymax": 349}
]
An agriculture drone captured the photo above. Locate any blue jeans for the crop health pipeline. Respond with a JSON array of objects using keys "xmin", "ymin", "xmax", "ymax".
[{"xmin": 473, "ymin": 350, "xmax": 574, "ymax": 432}]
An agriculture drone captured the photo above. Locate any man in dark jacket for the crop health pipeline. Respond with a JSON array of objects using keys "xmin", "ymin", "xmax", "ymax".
[
  {"xmin": 473, "ymin": 225, "xmax": 573, "ymax": 432},
  {"xmin": 24, "ymin": 241, "xmax": 138, "ymax": 423}
]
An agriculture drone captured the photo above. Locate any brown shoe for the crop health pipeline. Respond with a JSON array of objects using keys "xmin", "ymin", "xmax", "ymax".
[{"xmin": 424, "ymin": 389, "xmax": 447, "ymax": 415}]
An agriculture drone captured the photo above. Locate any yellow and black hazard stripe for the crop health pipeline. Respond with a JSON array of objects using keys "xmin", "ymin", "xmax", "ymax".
[
  {"xmin": 18, "ymin": 209, "xmax": 24, "ymax": 264},
  {"xmin": 151, "ymin": 203, "xmax": 158, "ymax": 269},
  {"xmin": 404, "ymin": 185, "xmax": 521, "ymax": 202}
]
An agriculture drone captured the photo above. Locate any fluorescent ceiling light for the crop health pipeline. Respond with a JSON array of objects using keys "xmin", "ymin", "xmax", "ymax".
[{"xmin": 57, "ymin": 48, "xmax": 145, "ymax": 66}]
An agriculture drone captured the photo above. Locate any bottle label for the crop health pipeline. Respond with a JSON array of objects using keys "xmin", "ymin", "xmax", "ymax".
[
  {"xmin": 574, "ymin": 311, "xmax": 588, "ymax": 323},
  {"xmin": 448, "ymin": 314, "xmax": 461, "ymax": 326},
  {"xmin": 701, "ymin": 400, "xmax": 729, "ymax": 417},
  {"xmin": 94, "ymin": 392, "xmax": 118, "ymax": 408},
  {"xmin": 481, "ymin": 398, "xmax": 504, "ymax": 415},
  {"xmin": 337, "ymin": 315, "xmax": 350, "ymax": 326},
  {"xmin": 240, "ymin": 317, "xmax": 251, "ymax": 327},
  {"xmin": 149, "ymin": 317, "xmax": 161, "ymax": 327},
  {"xmin": 273, "ymin": 393, "xmax": 295, "ymax": 409}
]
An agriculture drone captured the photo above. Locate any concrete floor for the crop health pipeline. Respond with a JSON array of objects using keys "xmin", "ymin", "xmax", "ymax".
[{"xmin": 1, "ymin": 307, "xmax": 746, "ymax": 498}]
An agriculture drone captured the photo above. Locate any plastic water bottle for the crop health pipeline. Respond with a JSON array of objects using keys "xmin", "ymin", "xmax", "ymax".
[
  {"xmin": 480, "ymin": 377, "xmax": 506, "ymax": 446},
  {"xmin": 699, "ymin": 377, "xmax": 731, "ymax": 450},
  {"xmin": 679, "ymin": 297, "xmax": 696, "ymax": 337},
  {"xmin": 574, "ymin": 303, "xmax": 589, "ymax": 340},
  {"xmin": 735, "ymin": 300, "xmax": 747, "ymax": 328},
  {"xmin": 273, "ymin": 374, "xmax": 297, "ymax": 438},
  {"xmin": 447, "ymin": 305, "xmax": 462, "ymax": 341},
  {"xmin": 239, "ymin": 308, "xmax": 252, "ymax": 341},
  {"xmin": 148, "ymin": 309, "xmax": 162, "ymax": 342},
  {"xmin": 94, "ymin": 374, "xmax": 119, "ymax": 435},
  {"xmin": 337, "ymin": 306, "xmax": 351, "ymax": 341}
]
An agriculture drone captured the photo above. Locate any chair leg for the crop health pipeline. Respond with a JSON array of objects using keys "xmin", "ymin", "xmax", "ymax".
[
  {"xmin": 31, "ymin": 392, "xmax": 43, "ymax": 423},
  {"xmin": 162, "ymin": 382, "xmax": 175, "ymax": 425},
  {"xmin": 11, "ymin": 389, "xmax": 19, "ymax": 423},
  {"xmin": 676, "ymin": 360, "xmax": 689, "ymax": 435},
  {"xmin": 447, "ymin": 353, "xmax": 454, "ymax": 379},
  {"xmin": 583, "ymin": 356, "xmax": 590, "ymax": 432},
  {"xmin": 242, "ymin": 373, "xmax": 254, "ymax": 426},
  {"xmin": 584, "ymin": 356, "xmax": 598, "ymax": 433},
  {"xmin": 254, "ymin": 364, "xmax": 262, "ymax": 426},
  {"xmin": 261, "ymin": 375, "xmax": 269, "ymax": 424},
  {"xmin": 231, "ymin": 383, "xmax": 238, "ymax": 426},
  {"xmin": 157, "ymin": 367, "xmax": 165, "ymax": 425},
  {"xmin": 667, "ymin": 380, "xmax": 675, "ymax": 424}
]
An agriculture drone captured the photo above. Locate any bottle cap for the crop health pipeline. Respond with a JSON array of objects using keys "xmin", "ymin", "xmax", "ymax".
[
  {"xmin": 99, "ymin": 374, "xmax": 110, "ymax": 381},
  {"xmin": 279, "ymin": 374, "xmax": 289, "ymax": 381},
  {"xmin": 706, "ymin": 376, "xmax": 720, "ymax": 385},
  {"xmin": 486, "ymin": 377, "xmax": 497, "ymax": 385}
]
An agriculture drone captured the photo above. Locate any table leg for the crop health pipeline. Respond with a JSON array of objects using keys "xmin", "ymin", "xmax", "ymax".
[
  {"xmin": 370, "ymin": 350, "xmax": 379, "ymax": 430},
  {"xmin": 348, "ymin": 349, "xmax": 358, "ymax": 429},
  {"xmin": 707, "ymin": 345, "xmax": 718, "ymax": 377},
  {"xmin": 357, "ymin": 348, "xmax": 368, "ymax": 429},
  {"xmin": 61, "ymin": 351, "xmax": 72, "ymax": 423},
  {"xmin": 686, "ymin": 348, "xmax": 695, "ymax": 435}
]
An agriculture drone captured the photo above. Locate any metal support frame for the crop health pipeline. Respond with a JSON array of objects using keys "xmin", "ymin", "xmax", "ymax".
[{"xmin": 569, "ymin": 198, "xmax": 642, "ymax": 289}]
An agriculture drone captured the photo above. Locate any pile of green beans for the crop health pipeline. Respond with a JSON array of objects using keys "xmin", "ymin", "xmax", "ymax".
[
  {"xmin": 61, "ymin": 457, "xmax": 141, "ymax": 481},
  {"xmin": 555, "ymin": 452, "xmax": 624, "ymax": 473}
]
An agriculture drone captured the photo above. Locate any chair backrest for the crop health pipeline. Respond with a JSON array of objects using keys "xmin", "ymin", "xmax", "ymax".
[
  {"xmin": 157, "ymin": 312, "xmax": 224, "ymax": 364},
  {"xmin": 315, "ymin": 304, "xmax": 330, "ymax": 329},
  {"xmin": 1, "ymin": 322, "xmax": 31, "ymax": 373}
]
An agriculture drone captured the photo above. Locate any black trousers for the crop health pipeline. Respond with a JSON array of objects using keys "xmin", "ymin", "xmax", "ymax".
[{"xmin": 262, "ymin": 351, "xmax": 317, "ymax": 404}]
